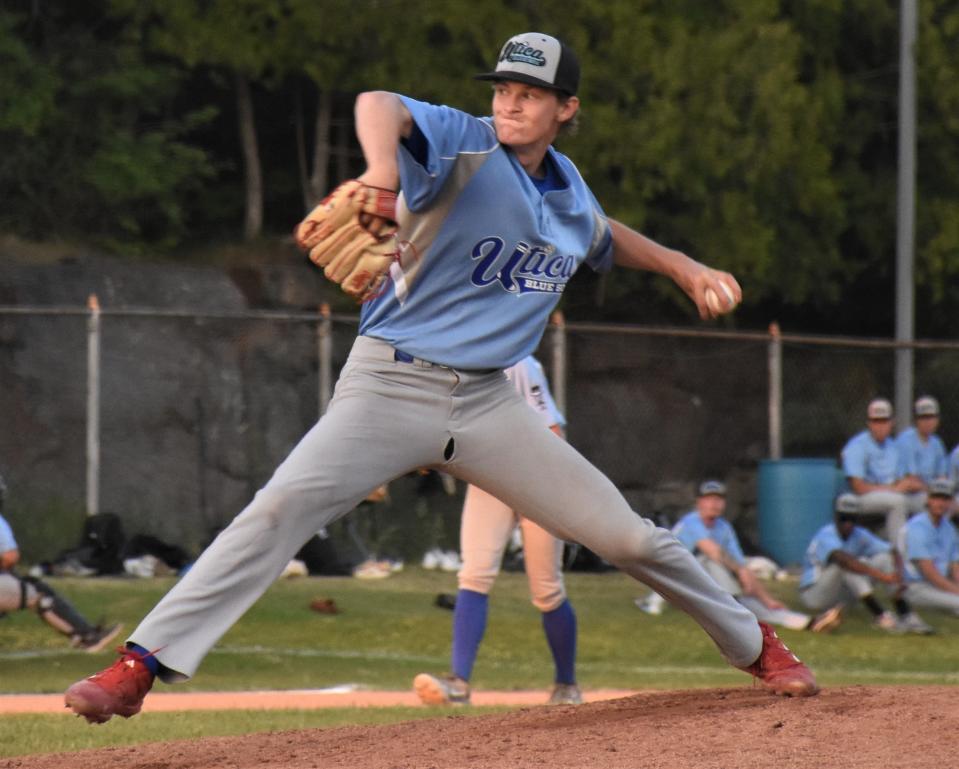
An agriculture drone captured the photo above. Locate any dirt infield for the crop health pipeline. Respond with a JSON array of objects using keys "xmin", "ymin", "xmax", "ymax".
[
  {"xmin": 3, "ymin": 685, "xmax": 954, "ymax": 769},
  {"xmin": 0, "ymin": 687, "xmax": 637, "ymax": 714}
]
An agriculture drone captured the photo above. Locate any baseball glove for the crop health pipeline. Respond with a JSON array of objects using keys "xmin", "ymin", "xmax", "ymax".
[{"xmin": 294, "ymin": 179, "xmax": 399, "ymax": 302}]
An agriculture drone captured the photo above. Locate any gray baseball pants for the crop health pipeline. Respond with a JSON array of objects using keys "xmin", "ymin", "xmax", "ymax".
[
  {"xmin": 798, "ymin": 553, "xmax": 896, "ymax": 610},
  {"xmin": 900, "ymin": 581, "xmax": 959, "ymax": 614},
  {"xmin": 131, "ymin": 335, "xmax": 762, "ymax": 681}
]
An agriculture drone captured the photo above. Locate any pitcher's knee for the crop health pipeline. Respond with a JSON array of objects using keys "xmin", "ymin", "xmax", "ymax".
[
  {"xmin": 600, "ymin": 519, "xmax": 664, "ymax": 565},
  {"xmin": 532, "ymin": 587, "xmax": 566, "ymax": 613}
]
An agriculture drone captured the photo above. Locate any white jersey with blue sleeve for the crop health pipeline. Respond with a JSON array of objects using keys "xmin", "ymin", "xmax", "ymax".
[
  {"xmin": 799, "ymin": 523, "xmax": 890, "ymax": 589},
  {"xmin": 505, "ymin": 355, "xmax": 565, "ymax": 429},
  {"xmin": 899, "ymin": 512, "xmax": 959, "ymax": 583},
  {"xmin": 0, "ymin": 513, "xmax": 18, "ymax": 554},
  {"xmin": 894, "ymin": 427, "xmax": 947, "ymax": 483},
  {"xmin": 359, "ymin": 96, "xmax": 613, "ymax": 371},
  {"xmin": 841, "ymin": 430, "xmax": 900, "ymax": 483},
  {"xmin": 672, "ymin": 511, "xmax": 745, "ymax": 565}
]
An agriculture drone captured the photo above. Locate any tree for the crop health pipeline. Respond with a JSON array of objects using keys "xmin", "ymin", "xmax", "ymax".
[{"xmin": 0, "ymin": 3, "xmax": 214, "ymax": 249}]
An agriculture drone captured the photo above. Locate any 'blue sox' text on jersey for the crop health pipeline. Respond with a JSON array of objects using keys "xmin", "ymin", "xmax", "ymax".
[{"xmin": 359, "ymin": 95, "xmax": 613, "ymax": 370}]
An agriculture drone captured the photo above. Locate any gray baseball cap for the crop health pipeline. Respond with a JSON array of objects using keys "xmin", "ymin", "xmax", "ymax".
[
  {"xmin": 698, "ymin": 480, "xmax": 727, "ymax": 497},
  {"xmin": 914, "ymin": 395, "xmax": 940, "ymax": 417},
  {"xmin": 928, "ymin": 478, "xmax": 955, "ymax": 498},
  {"xmin": 475, "ymin": 32, "xmax": 580, "ymax": 96},
  {"xmin": 866, "ymin": 398, "xmax": 893, "ymax": 420}
]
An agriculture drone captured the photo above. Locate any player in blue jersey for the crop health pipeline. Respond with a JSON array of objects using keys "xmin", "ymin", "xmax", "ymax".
[
  {"xmin": 0, "ymin": 474, "xmax": 122, "ymax": 652},
  {"xmin": 894, "ymin": 395, "xmax": 947, "ymax": 493},
  {"xmin": 65, "ymin": 32, "xmax": 818, "ymax": 724},
  {"xmin": 897, "ymin": 478, "xmax": 959, "ymax": 616},
  {"xmin": 637, "ymin": 480, "xmax": 843, "ymax": 633},
  {"xmin": 841, "ymin": 398, "xmax": 924, "ymax": 540},
  {"xmin": 799, "ymin": 493, "xmax": 933, "ymax": 633},
  {"xmin": 414, "ymin": 355, "xmax": 582, "ymax": 707}
]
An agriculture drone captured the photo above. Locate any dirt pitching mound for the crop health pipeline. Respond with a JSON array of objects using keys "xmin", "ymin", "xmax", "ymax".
[{"xmin": 4, "ymin": 686, "xmax": 953, "ymax": 769}]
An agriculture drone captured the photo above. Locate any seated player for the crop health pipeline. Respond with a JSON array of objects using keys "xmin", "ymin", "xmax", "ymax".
[{"xmin": 799, "ymin": 493, "xmax": 933, "ymax": 634}]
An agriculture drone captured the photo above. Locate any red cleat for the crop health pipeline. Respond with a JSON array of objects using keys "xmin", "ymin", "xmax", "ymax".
[
  {"xmin": 64, "ymin": 647, "xmax": 156, "ymax": 723},
  {"xmin": 740, "ymin": 622, "xmax": 819, "ymax": 697}
]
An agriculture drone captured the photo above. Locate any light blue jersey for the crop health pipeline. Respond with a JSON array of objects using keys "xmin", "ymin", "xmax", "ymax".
[
  {"xmin": 0, "ymin": 513, "xmax": 17, "ymax": 553},
  {"xmin": 359, "ymin": 96, "xmax": 613, "ymax": 370},
  {"xmin": 841, "ymin": 430, "xmax": 900, "ymax": 483},
  {"xmin": 949, "ymin": 445, "xmax": 959, "ymax": 487},
  {"xmin": 799, "ymin": 523, "xmax": 890, "ymax": 589},
  {"xmin": 672, "ymin": 511, "xmax": 745, "ymax": 565},
  {"xmin": 900, "ymin": 512, "xmax": 959, "ymax": 583},
  {"xmin": 894, "ymin": 427, "xmax": 947, "ymax": 483},
  {"xmin": 507, "ymin": 356, "xmax": 565, "ymax": 429}
]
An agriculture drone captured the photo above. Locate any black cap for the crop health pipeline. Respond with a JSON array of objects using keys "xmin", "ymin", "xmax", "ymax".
[{"xmin": 475, "ymin": 32, "xmax": 580, "ymax": 96}]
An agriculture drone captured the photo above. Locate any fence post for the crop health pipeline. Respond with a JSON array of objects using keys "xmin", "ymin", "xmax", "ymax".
[
  {"xmin": 86, "ymin": 294, "xmax": 101, "ymax": 516},
  {"xmin": 768, "ymin": 321, "xmax": 782, "ymax": 460},
  {"xmin": 549, "ymin": 310, "xmax": 567, "ymax": 416},
  {"xmin": 318, "ymin": 303, "xmax": 333, "ymax": 416}
]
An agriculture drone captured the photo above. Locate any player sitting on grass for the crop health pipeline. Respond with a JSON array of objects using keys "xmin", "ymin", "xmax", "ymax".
[
  {"xmin": 799, "ymin": 493, "xmax": 934, "ymax": 634},
  {"xmin": 0, "ymin": 475, "xmax": 122, "ymax": 652},
  {"xmin": 637, "ymin": 480, "xmax": 843, "ymax": 635}
]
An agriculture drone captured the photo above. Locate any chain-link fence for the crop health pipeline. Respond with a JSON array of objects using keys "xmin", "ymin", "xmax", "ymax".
[{"xmin": 3, "ymin": 302, "xmax": 958, "ymax": 564}]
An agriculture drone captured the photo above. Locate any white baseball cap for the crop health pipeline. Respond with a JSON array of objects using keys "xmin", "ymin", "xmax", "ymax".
[
  {"xmin": 475, "ymin": 32, "xmax": 580, "ymax": 96},
  {"xmin": 866, "ymin": 398, "xmax": 893, "ymax": 420},
  {"xmin": 928, "ymin": 478, "xmax": 954, "ymax": 498},
  {"xmin": 914, "ymin": 395, "xmax": 940, "ymax": 417}
]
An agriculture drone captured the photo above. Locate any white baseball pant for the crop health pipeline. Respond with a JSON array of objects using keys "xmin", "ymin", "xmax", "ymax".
[{"xmin": 458, "ymin": 483, "xmax": 565, "ymax": 611}]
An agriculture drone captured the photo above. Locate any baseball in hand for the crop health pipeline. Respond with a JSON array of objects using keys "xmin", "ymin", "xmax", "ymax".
[{"xmin": 705, "ymin": 280, "xmax": 738, "ymax": 314}]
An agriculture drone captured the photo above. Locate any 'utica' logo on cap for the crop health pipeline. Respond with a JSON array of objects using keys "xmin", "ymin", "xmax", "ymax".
[{"xmin": 500, "ymin": 41, "xmax": 547, "ymax": 68}]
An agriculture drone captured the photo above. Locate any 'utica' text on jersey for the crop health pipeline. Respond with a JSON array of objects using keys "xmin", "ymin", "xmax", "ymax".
[{"xmin": 470, "ymin": 237, "xmax": 574, "ymax": 294}]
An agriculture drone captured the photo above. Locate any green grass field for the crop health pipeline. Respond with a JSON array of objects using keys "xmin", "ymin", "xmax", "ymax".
[{"xmin": 2, "ymin": 568, "xmax": 957, "ymax": 757}]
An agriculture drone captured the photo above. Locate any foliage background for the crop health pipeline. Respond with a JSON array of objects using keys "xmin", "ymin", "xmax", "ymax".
[{"xmin": 2, "ymin": 0, "xmax": 958, "ymax": 336}]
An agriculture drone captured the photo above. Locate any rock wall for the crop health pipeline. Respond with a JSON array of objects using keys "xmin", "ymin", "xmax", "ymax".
[{"xmin": 0, "ymin": 246, "xmax": 771, "ymax": 561}]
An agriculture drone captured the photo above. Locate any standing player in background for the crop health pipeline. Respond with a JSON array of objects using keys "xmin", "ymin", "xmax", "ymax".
[
  {"xmin": 65, "ymin": 31, "xmax": 818, "ymax": 725},
  {"xmin": 0, "ymin": 473, "xmax": 122, "ymax": 652},
  {"xmin": 415, "ymin": 355, "xmax": 582, "ymax": 707}
]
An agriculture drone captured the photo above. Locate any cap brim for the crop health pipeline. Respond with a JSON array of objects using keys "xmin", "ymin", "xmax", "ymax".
[{"xmin": 474, "ymin": 71, "xmax": 571, "ymax": 94}]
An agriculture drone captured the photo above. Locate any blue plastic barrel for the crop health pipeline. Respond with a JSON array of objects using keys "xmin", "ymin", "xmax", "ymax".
[{"xmin": 757, "ymin": 458, "xmax": 842, "ymax": 567}]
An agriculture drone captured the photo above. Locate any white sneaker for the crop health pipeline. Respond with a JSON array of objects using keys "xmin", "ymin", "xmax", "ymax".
[
  {"xmin": 547, "ymin": 683, "xmax": 583, "ymax": 706},
  {"xmin": 873, "ymin": 611, "xmax": 904, "ymax": 633},
  {"xmin": 353, "ymin": 559, "xmax": 392, "ymax": 579},
  {"xmin": 897, "ymin": 611, "xmax": 935, "ymax": 635},
  {"xmin": 421, "ymin": 549, "xmax": 441, "ymax": 570},
  {"xmin": 809, "ymin": 604, "xmax": 843, "ymax": 633},
  {"xmin": 439, "ymin": 550, "xmax": 462, "ymax": 572},
  {"xmin": 413, "ymin": 673, "xmax": 471, "ymax": 705},
  {"xmin": 635, "ymin": 594, "xmax": 665, "ymax": 616}
]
